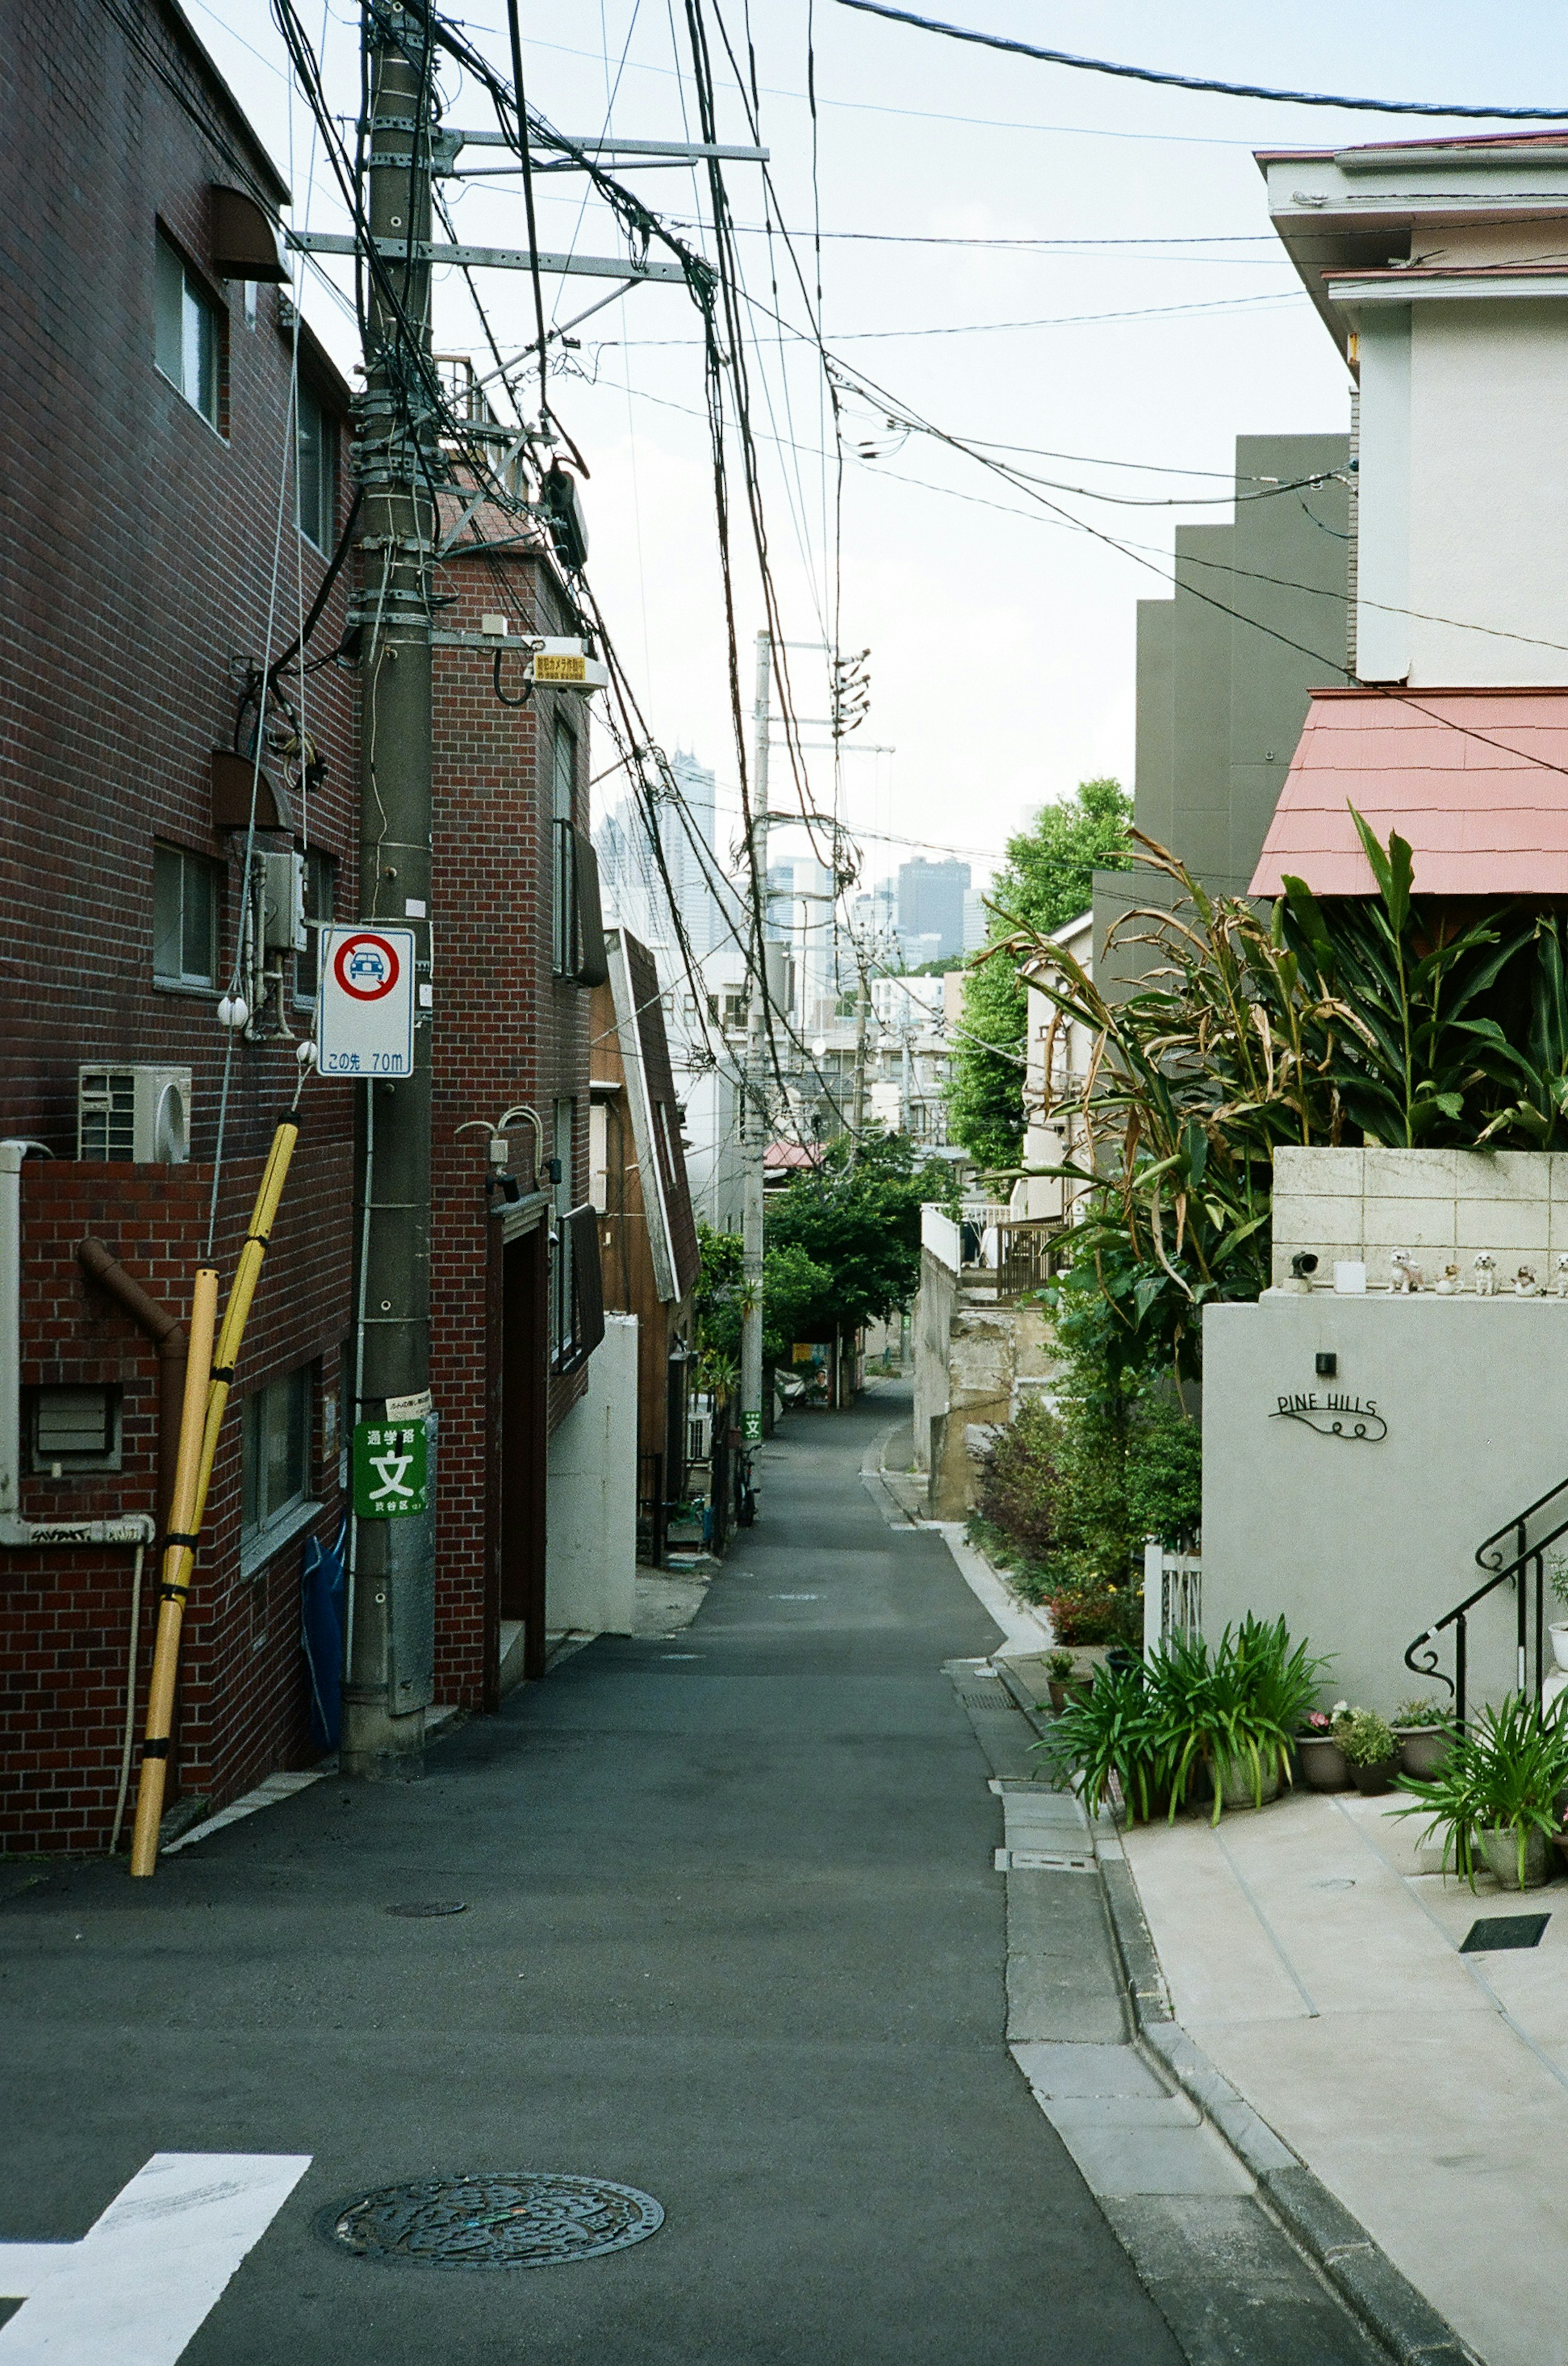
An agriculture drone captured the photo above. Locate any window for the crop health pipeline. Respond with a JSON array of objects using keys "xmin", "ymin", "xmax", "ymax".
[
  {"xmin": 154, "ymin": 230, "xmax": 221, "ymax": 426},
  {"xmin": 153, "ymin": 843, "xmax": 219, "ymax": 988},
  {"xmin": 293, "ymin": 847, "xmax": 336, "ymax": 1003},
  {"xmin": 296, "ymin": 380, "xmax": 338, "ymax": 553},
  {"xmin": 241, "ymin": 1367, "xmax": 312, "ymax": 1548},
  {"xmin": 31, "ymin": 1386, "xmax": 120, "ymax": 1474},
  {"xmin": 551, "ymin": 1098, "xmax": 576, "ymax": 1367},
  {"xmin": 551, "ymin": 719, "xmax": 577, "ymax": 976}
]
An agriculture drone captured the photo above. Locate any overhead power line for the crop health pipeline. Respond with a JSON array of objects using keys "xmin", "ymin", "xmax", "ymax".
[{"xmin": 834, "ymin": 0, "xmax": 1568, "ymax": 120}]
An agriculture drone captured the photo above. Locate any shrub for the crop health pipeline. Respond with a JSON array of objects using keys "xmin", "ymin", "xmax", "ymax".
[
  {"xmin": 973, "ymin": 1397, "xmax": 1066, "ymax": 1568},
  {"xmin": 1395, "ymin": 1692, "xmax": 1568, "ymax": 1889},
  {"xmin": 1339, "ymin": 1710, "xmax": 1396, "ymax": 1768}
]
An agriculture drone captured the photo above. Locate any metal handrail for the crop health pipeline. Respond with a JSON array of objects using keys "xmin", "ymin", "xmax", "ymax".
[{"xmin": 1404, "ymin": 1483, "xmax": 1568, "ymax": 1726}]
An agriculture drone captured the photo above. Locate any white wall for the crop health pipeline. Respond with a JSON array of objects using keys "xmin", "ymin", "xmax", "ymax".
[
  {"xmin": 1203, "ymin": 1293, "xmax": 1568, "ymax": 1711},
  {"xmin": 1408, "ymin": 299, "xmax": 1568, "ymax": 686},
  {"xmin": 1353, "ymin": 306, "xmax": 1411, "ymax": 684},
  {"xmin": 546, "ymin": 1314, "xmax": 639, "ymax": 1635}
]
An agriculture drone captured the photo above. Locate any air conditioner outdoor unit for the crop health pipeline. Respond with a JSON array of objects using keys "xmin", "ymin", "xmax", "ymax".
[
  {"xmin": 687, "ymin": 1408, "xmax": 712, "ymax": 1464},
  {"xmin": 78, "ymin": 1066, "xmax": 192, "ymax": 1163}
]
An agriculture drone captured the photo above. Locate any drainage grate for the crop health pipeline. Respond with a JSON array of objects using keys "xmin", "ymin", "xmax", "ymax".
[
  {"xmin": 1461, "ymin": 1913, "xmax": 1550, "ymax": 1953},
  {"xmin": 995, "ymin": 1847, "xmax": 1096, "ymax": 1873},
  {"xmin": 326, "ymin": 2174, "xmax": 664, "ymax": 2270},
  {"xmin": 385, "ymin": 1902, "xmax": 468, "ymax": 1919}
]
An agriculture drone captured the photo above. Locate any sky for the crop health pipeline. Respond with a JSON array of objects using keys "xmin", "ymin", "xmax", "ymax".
[{"xmin": 192, "ymin": 1, "xmax": 1568, "ymax": 900}]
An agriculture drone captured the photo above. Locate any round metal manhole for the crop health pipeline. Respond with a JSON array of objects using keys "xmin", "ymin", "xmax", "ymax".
[
  {"xmin": 385, "ymin": 1901, "xmax": 467, "ymax": 1919},
  {"xmin": 326, "ymin": 2174, "xmax": 665, "ymax": 2270}
]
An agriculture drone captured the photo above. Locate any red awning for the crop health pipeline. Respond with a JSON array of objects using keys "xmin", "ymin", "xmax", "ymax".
[{"xmin": 1250, "ymin": 686, "xmax": 1568, "ymax": 897}]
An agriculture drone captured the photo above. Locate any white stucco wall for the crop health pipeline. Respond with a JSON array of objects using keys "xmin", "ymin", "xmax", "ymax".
[
  {"xmin": 1203, "ymin": 1293, "xmax": 1568, "ymax": 1712},
  {"xmin": 1353, "ymin": 295, "xmax": 1568, "ymax": 687},
  {"xmin": 1270, "ymin": 1145, "xmax": 1568, "ymax": 1293},
  {"xmin": 545, "ymin": 1313, "xmax": 639, "ymax": 1635}
]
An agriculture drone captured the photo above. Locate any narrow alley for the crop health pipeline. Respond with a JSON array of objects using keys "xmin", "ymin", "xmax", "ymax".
[{"xmin": 2, "ymin": 1388, "xmax": 1176, "ymax": 2364}]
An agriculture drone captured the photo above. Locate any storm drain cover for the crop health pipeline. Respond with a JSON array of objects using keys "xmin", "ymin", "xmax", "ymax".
[
  {"xmin": 1461, "ymin": 1913, "xmax": 1549, "ymax": 1953},
  {"xmin": 327, "ymin": 2174, "xmax": 664, "ymax": 2269},
  {"xmin": 385, "ymin": 1901, "xmax": 467, "ymax": 1919}
]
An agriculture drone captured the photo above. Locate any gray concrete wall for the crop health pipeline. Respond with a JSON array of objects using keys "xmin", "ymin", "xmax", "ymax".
[
  {"xmin": 546, "ymin": 1313, "xmax": 639, "ymax": 1634},
  {"xmin": 1203, "ymin": 1293, "xmax": 1568, "ymax": 1712},
  {"xmin": 913, "ymin": 1244, "xmax": 956, "ymax": 1477}
]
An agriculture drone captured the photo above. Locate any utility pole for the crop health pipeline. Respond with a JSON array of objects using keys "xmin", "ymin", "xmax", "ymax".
[
  {"xmin": 738, "ymin": 630, "xmax": 770, "ymax": 1502},
  {"xmin": 342, "ymin": 0, "xmax": 437, "ymax": 1780}
]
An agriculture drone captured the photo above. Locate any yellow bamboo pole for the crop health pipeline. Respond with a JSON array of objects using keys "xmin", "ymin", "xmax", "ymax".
[
  {"xmin": 129, "ymin": 1119, "xmax": 301, "ymax": 1878},
  {"xmin": 128, "ymin": 1268, "xmax": 217, "ymax": 1876}
]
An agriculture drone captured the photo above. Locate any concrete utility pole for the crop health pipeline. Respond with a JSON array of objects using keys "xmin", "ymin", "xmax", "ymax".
[
  {"xmin": 342, "ymin": 0, "xmax": 437, "ymax": 1780},
  {"xmin": 738, "ymin": 630, "xmax": 771, "ymax": 1494}
]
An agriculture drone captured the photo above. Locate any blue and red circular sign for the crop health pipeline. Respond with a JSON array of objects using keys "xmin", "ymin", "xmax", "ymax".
[{"xmin": 333, "ymin": 933, "xmax": 401, "ymax": 1001}]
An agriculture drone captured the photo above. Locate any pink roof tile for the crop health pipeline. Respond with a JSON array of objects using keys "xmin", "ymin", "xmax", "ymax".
[{"xmin": 1249, "ymin": 688, "xmax": 1568, "ymax": 897}]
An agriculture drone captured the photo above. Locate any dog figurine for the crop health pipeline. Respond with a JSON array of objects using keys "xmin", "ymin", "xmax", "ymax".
[{"xmin": 1474, "ymin": 1252, "xmax": 1497, "ymax": 1297}]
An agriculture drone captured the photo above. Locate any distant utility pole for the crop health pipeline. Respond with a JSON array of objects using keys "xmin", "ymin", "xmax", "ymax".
[
  {"xmin": 342, "ymin": 0, "xmax": 437, "ymax": 1779},
  {"xmin": 739, "ymin": 630, "xmax": 771, "ymax": 1496}
]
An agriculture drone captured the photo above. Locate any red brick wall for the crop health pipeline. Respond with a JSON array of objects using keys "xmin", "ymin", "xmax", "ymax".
[
  {"xmin": 0, "ymin": 0, "xmax": 357, "ymax": 1849},
  {"xmin": 429, "ymin": 539, "xmax": 592, "ymax": 1704}
]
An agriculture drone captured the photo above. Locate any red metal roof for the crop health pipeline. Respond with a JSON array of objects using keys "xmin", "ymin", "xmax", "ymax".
[{"xmin": 1250, "ymin": 686, "xmax": 1568, "ymax": 897}]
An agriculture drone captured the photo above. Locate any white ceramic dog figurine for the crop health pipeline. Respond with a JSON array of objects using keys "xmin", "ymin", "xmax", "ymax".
[
  {"xmin": 1517, "ymin": 1264, "xmax": 1541, "ymax": 1297},
  {"xmin": 1390, "ymin": 1249, "xmax": 1422, "ymax": 1294},
  {"xmin": 1474, "ymin": 1252, "xmax": 1497, "ymax": 1296}
]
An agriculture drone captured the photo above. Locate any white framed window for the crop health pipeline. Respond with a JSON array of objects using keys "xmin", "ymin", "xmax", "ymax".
[
  {"xmin": 153, "ymin": 842, "xmax": 219, "ymax": 988},
  {"xmin": 241, "ymin": 1367, "xmax": 312, "ymax": 1548},
  {"xmin": 154, "ymin": 230, "xmax": 222, "ymax": 427},
  {"xmin": 296, "ymin": 380, "xmax": 338, "ymax": 553}
]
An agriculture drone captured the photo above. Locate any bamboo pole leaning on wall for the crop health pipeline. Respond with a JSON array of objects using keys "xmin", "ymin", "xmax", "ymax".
[{"xmin": 129, "ymin": 1118, "xmax": 301, "ymax": 1878}]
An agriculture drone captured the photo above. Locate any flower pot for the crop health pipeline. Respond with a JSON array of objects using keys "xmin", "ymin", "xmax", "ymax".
[
  {"xmin": 1047, "ymin": 1678, "xmax": 1091, "ymax": 1714},
  {"xmin": 1296, "ymin": 1734, "xmax": 1350, "ymax": 1791},
  {"xmin": 1218, "ymin": 1756, "xmax": 1281, "ymax": 1811},
  {"xmin": 1551, "ymin": 1622, "xmax": 1568, "ymax": 1674},
  {"xmin": 1350, "ymin": 1756, "xmax": 1398, "ymax": 1795},
  {"xmin": 1480, "ymin": 1825, "xmax": 1553, "ymax": 1890},
  {"xmin": 1394, "ymin": 1725, "xmax": 1452, "ymax": 1780}
]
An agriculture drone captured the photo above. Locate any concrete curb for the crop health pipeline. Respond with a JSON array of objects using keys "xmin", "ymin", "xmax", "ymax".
[{"xmin": 1095, "ymin": 1810, "xmax": 1485, "ymax": 2366}]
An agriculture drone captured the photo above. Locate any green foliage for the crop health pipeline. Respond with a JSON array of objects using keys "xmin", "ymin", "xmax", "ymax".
[
  {"xmin": 1394, "ymin": 1693, "xmax": 1568, "ymax": 1888},
  {"xmin": 1038, "ymin": 1617, "xmax": 1327, "ymax": 1826},
  {"xmin": 764, "ymin": 1128, "xmax": 955, "ymax": 1340},
  {"xmin": 1015, "ymin": 824, "xmax": 1568, "ymax": 1374},
  {"xmin": 693, "ymin": 1220, "xmax": 835, "ymax": 1376},
  {"xmin": 947, "ymin": 777, "xmax": 1132, "ymax": 1169},
  {"xmin": 1394, "ymin": 1697, "xmax": 1451, "ymax": 1730},
  {"xmin": 1339, "ymin": 1708, "xmax": 1396, "ymax": 1768},
  {"xmin": 973, "ymin": 1280, "xmax": 1200, "ymax": 1635}
]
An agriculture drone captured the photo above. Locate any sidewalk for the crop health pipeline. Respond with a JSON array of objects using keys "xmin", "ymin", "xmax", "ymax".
[{"xmin": 1123, "ymin": 1787, "xmax": 1568, "ymax": 2366}]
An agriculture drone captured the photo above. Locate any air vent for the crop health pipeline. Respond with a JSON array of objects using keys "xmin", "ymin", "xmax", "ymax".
[{"xmin": 78, "ymin": 1066, "xmax": 192, "ymax": 1163}]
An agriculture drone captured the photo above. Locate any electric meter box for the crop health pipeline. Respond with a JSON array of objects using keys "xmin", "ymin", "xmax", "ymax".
[{"xmin": 260, "ymin": 850, "xmax": 307, "ymax": 952}]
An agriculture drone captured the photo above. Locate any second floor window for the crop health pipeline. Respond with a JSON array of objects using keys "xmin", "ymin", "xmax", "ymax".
[
  {"xmin": 154, "ymin": 230, "xmax": 221, "ymax": 428},
  {"xmin": 297, "ymin": 381, "xmax": 338, "ymax": 553},
  {"xmin": 551, "ymin": 717, "xmax": 578, "ymax": 977},
  {"xmin": 153, "ymin": 842, "xmax": 219, "ymax": 988}
]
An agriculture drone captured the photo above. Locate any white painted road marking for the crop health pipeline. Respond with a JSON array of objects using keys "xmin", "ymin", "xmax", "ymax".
[{"xmin": 0, "ymin": 2151, "xmax": 311, "ymax": 2363}]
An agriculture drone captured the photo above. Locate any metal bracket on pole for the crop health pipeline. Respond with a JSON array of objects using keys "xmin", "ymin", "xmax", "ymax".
[{"xmin": 287, "ymin": 231, "xmax": 686, "ymax": 283}]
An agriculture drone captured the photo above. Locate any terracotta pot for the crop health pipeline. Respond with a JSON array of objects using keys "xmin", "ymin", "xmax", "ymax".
[
  {"xmin": 1047, "ymin": 1673, "xmax": 1092, "ymax": 1713},
  {"xmin": 1394, "ymin": 1726, "xmax": 1452, "ymax": 1780},
  {"xmin": 1350, "ymin": 1756, "xmax": 1398, "ymax": 1795},
  {"xmin": 1296, "ymin": 1734, "xmax": 1350, "ymax": 1791},
  {"xmin": 1480, "ymin": 1825, "xmax": 1553, "ymax": 1890}
]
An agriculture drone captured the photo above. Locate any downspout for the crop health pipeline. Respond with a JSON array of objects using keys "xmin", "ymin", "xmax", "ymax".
[
  {"xmin": 77, "ymin": 1239, "xmax": 187, "ymax": 1536},
  {"xmin": 0, "ymin": 1141, "xmax": 154, "ymax": 1551}
]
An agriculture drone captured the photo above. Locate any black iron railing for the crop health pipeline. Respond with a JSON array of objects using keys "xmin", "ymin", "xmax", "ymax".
[{"xmin": 1404, "ymin": 1472, "xmax": 1568, "ymax": 1726}]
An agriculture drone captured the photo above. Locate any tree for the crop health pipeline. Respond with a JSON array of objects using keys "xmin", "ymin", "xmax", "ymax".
[
  {"xmin": 948, "ymin": 778, "xmax": 1131, "ymax": 1171},
  {"xmin": 764, "ymin": 1129, "xmax": 956, "ymax": 1347},
  {"xmin": 693, "ymin": 1222, "xmax": 835, "ymax": 1378}
]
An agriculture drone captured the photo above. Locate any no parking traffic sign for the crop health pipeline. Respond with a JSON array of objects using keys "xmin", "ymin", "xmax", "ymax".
[{"xmin": 318, "ymin": 925, "xmax": 416, "ymax": 1076}]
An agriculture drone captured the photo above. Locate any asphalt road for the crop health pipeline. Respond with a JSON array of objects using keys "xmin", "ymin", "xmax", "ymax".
[{"xmin": 2, "ymin": 1384, "xmax": 1180, "ymax": 2365}]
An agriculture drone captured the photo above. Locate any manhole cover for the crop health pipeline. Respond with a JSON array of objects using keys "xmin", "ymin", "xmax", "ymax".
[
  {"xmin": 326, "ymin": 2174, "xmax": 664, "ymax": 2269},
  {"xmin": 385, "ymin": 1901, "xmax": 467, "ymax": 1919}
]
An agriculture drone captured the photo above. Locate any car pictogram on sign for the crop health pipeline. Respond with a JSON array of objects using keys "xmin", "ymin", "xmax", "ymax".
[{"xmin": 332, "ymin": 933, "xmax": 401, "ymax": 1001}]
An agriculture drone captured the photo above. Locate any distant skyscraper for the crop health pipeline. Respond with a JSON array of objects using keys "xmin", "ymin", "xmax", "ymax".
[
  {"xmin": 898, "ymin": 856, "xmax": 970, "ymax": 960},
  {"xmin": 962, "ymin": 887, "xmax": 990, "ymax": 953}
]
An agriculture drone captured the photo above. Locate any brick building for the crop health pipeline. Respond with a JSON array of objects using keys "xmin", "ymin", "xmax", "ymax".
[{"xmin": 0, "ymin": 0, "xmax": 608, "ymax": 1851}]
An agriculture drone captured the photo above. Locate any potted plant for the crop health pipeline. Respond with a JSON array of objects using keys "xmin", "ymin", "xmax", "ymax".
[
  {"xmin": 1339, "ymin": 1708, "xmax": 1399, "ymax": 1794},
  {"xmin": 1391, "ymin": 1696, "xmax": 1454, "ymax": 1779},
  {"xmin": 1549, "ymin": 1555, "xmax": 1568, "ymax": 1673},
  {"xmin": 1396, "ymin": 1693, "xmax": 1568, "ymax": 1889},
  {"xmin": 1042, "ymin": 1646, "xmax": 1082, "ymax": 1715},
  {"xmin": 1033, "ymin": 1658, "xmax": 1167, "ymax": 1823},
  {"xmin": 1297, "ymin": 1702, "xmax": 1352, "ymax": 1791},
  {"xmin": 1148, "ymin": 1617, "xmax": 1327, "ymax": 1822}
]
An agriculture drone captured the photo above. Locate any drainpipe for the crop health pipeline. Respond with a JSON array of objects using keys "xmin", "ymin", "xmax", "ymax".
[
  {"xmin": 77, "ymin": 1239, "xmax": 186, "ymax": 1536},
  {"xmin": 0, "ymin": 1141, "xmax": 154, "ymax": 1551}
]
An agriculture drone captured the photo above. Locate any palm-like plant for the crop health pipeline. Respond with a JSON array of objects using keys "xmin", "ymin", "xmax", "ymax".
[{"xmin": 1393, "ymin": 1693, "xmax": 1568, "ymax": 1889}]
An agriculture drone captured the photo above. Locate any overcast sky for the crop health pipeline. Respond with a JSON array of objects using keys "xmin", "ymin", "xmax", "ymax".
[{"xmin": 195, "ymin": 2, "xmax": 1566, "ymax": 896}]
